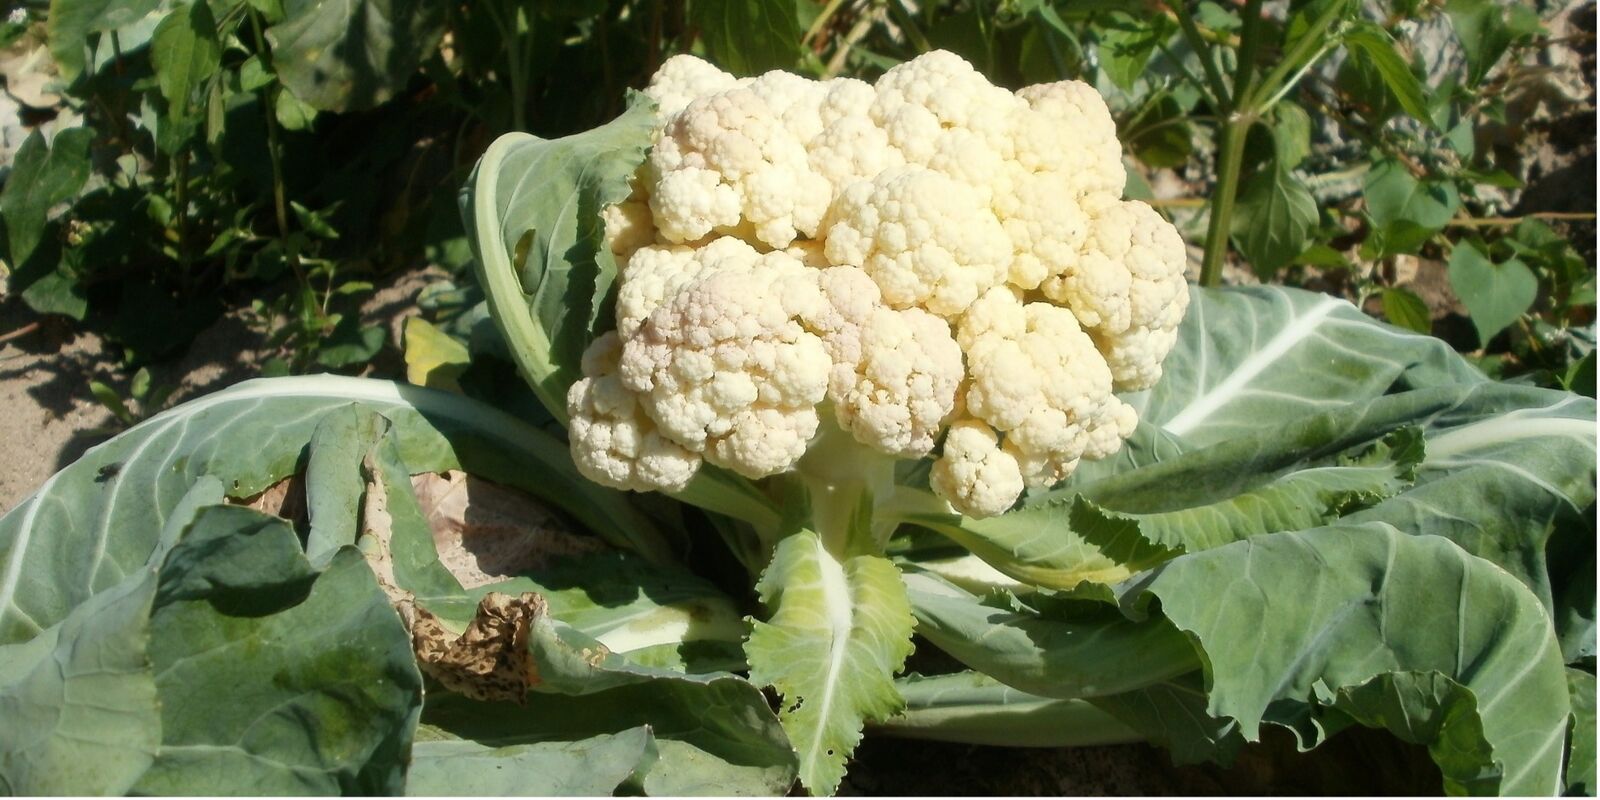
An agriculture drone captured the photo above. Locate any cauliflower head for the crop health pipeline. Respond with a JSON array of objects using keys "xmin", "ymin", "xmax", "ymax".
[{"xmin": 574, "ymin": 50, "xmax": 1191, "ymax": 518}]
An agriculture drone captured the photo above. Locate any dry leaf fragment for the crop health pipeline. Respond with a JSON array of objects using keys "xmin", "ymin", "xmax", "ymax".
[
  {"xmin": 407, "ymin": 593, "xmax": 545, "ymax": 703},
  {"xmin": 411, "ymin": 470, "xmax": 607, "ymax": 588}
]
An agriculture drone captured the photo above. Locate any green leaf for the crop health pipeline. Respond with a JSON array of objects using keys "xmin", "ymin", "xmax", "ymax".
[
  {"xmin": 421, "ymin": 675, "xmax": 798, "ymax": 796},
  {"xmin": 406, "ymin": 727, "xmax": 658, "ymax": 796},
  {"xmin": 1567, "ymin": 668, "xmax": 1596, "ymax": 796},
  {"xmin": 1117, "ymin": 523, "xmax": 1572, "ymax": 795},
  {"xmin": 1133, "ymin": 286, "xmax": 1483, "ymax": 448},
  {"xmin": 0, "ymin": 568, "xmax": 160, "ymax": 794},
  {"xmin": 901, "ymin": 422, "xmax": 1423, "ymax": 589},
  {"xmin": 44, "ymin": 0, "xmax": 162, "ymax": 81},
  {"xmin": 1272, "ymin": 103, "xmax": 1313, "ymax": 169},
  {"xmin": 1097, "ymin": 13, "xmax": 1172, "ymax": 91},
  {"xmin": 1381, "ymin": 286, "xmax": 1432, "ymax": 333},
  {"xmin": 152, "ymin": 505, "xmax": 317, "ymax": 608},
  {"xmin": 265, "ymin": 0, "xmax": 446, "ymax": 112},
  {"xmin": 690, "ymin": 0, "xmax": 803, "ymax": 75},
  {"xmin": 89, "ymin": 379, "xmax": 137, "ymax": 425},
  {"xmin": 302, "ymin": 406, "xmax": 390, "ymax": 566},
  {"xmin": 290, "ymin": 200, "xmax": 340, "ymax": 239},
  {"xmin": 273, "ymin": 86, "xmax": 318, "ymax": 130},
  {"xmin": 315, "ymin": 317, "xmax": 386, "ymax": 368},
  {"xmin": 1125, "ymin": 94, "xmax": 1193, "ymax": 169},
  {"xmin": 150, "ymin": 1, "xmax": 221, "ymax": 116},
  {"xmin": 0, "ymin": 376, "xmax": 674, "ymax": 644},
  {"xmin": 1446, "ymin": 0, "xmax": 1516, "ymax": 85},
  {"xmin": 1363, "ymin": 159, "xmax": 1459, "ymax": 254},
  {"xmin": 238, "ymin": 54, "xmax": 274, "ymax": 91},
  {"xmin": 1447, "ymin": 240, "xmax": 1537, "ymax": 347},
  {"xmin": 1085, "ymin": 673, "xmax": 1245, "ymax": 765},
  {"xmin": 746, "ymin": 532, "xmax": 916, "ymax": 795},
  {"xmin": 134, "ymin": 531, "xmax": 422, "ymax": 794},
  {"xmin": 901, "ymin": 570, "xmax": 1199, "ymax": 701},
  {"xmin": 464, "ymin": 98, "xmax": 655, "ymax": 421},
  {"xmin": 870, "ymin": 672, "xmax": 1143, "ymax": 748},
  {"xmin": 1231, "ymin": 162, "xmax": 1318, "ymax": 277},
  {"xmin": 1342, "ymin": 24, "xmax": 1432, "ymax": 126},
  {"xmin": 0, "ymin": 128, "xmax": 93, "ymax": 270},
  {"xmin": 404, "ymin": 316, "xmax": 472, "ymax": 393}
]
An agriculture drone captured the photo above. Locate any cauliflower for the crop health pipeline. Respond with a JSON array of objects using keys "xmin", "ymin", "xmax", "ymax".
[{"xmin": 565, "ymin": 50, "xmax": 1189, "ymax": 519}]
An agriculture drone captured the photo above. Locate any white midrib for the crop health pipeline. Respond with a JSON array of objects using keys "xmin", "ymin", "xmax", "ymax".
[
  {"xmin": 1425, "ymin": 401, "xmax": 1593, "ymax": 458},
  {"xmin": 1163, "ymin": 295, "xmax": 1344, "ymax": 437},
  {"xmin": 807, "ymin": 535, "xmax": 854, "ymax": 775}
]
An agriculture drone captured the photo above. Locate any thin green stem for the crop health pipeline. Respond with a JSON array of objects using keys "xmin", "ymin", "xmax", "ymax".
[
  {"xmin": 484, "ymin": 0, "xmax": 529, "ymax": 131},
  {"xmin": 173, "ymin": 151, "xmax": 191, "ymax": 293},
  {"xmin": 249, "ymin": 10, "xmax": 307, "ymax": 291},
  {"xmin": 1232, "ymin": 0, "xmax": 1265, "ymax": 101},
  {"xmin": 1240, "ymin": 0, "xmax": 1349, "ymax": 110},
  {"xmin": 1171, "ymin": 2, "xmax": 1232, "ymax": 113},
  {"xmin": 802, "ymin": 0, "xmax": 849, "ymax": 46},
  {"xmin": 1198, "ymin": 110, "xmax": 1254, "ymax": 287}
]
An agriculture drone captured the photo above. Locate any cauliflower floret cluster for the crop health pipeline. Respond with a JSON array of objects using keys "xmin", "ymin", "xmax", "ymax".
[{"xmin": 571, "ymin": 51, "xmax": 1190, "ymax": 518}]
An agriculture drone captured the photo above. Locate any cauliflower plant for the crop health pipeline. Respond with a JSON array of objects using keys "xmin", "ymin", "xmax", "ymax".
[{"xmin": 574, "ymin": 50, "xmax": 1189, "ymax": 520}]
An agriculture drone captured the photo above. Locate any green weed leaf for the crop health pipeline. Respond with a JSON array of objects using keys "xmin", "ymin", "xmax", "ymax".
[
  {"xmin": 150, "ymin": 1, "xmax": 221, "ymax": 117},
  {"xmin": 265, "ymin": 0, "xmax": 446, "ymax": 112},
  {"xmin": 1381, "ymin": 286, "xmax": 1431, "ymax": 333},
  {"xmin": 1232, "ymin": 161, "xmax": 1318, "ymax": 277},
  {"xmin": 691, "ymin": 0, "xmax": 804, "ymax": 75},
  {"xmin": 1447, "ymin": 240, "xmax": 1537, "ymax": 346}
]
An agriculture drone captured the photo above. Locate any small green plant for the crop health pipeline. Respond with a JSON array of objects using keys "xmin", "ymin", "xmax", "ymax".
[{"xmin": 86, "ymin": 366, "xmax": 173, "ymax": 432}]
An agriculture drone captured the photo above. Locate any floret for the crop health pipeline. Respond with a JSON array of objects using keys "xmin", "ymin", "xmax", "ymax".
[
  {"xmin": 567, "ymin": 333, "xmax": 703, "ymax": 492},
  {"xmin": 823, "ymin": 167, "xmax": 1013, "ymax": 318},
  {"xmin": 618, "ymin": 259, "xmax": 832, "ymax": 477}
]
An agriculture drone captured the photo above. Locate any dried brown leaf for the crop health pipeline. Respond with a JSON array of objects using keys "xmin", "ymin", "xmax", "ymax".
[{"xmin": 411, "ymin": 470, "xmax": 606, "ymax": 588}]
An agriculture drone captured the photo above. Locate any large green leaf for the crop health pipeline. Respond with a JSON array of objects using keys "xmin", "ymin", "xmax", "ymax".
[
  {"xmin": 869, "ymin": 672, "xmax": 1142, "ymax": 748},
  {"xmin": 0, "ymin": 376, "xmax": 671, "ymax": 644},
  {"xmin": 463, "ymin": 99, "xmax": 655, "ymax": 421},
  {"xmin": 1131, "ymin": 285, "xmax": 1482, "ymax": 447},
  {"xmin": 902, "ymin": 425, "xmax": 1423, "ymax": 588},
  {"xmin": 745, "ymin": 531, "xmax": 916, "ymax": 795},
  {"xmin": 1117, "ymin": 523, "xmax": 1573, "ymax": 796},
  {"xmin": 420, "ymin": 674, "xmax": 798, "ymax": 796},
  {"xmin": 133, "ymin": 518, "xmax": 422, "ymax": 794},
  {"xmin": 0, "ymin": 568, "xmax": 160, "ymax": 794},
  {"xmin": 265, "ymin": 0, "xmax": 446, "ymax": 112},
  {"xmin": 901, "ymin": 570, "xmax": 1198, "ymax": 700},
  {"xmin": 1084, "ymin": 673, "xmax": 1246, "ymax": 766},
  {"xmin": 1567, "ymin": 668, "xmax": 1596, "ymax": 796},
  {"xmin": 406, "ymin": 726, "xmax": 657, "ymax": 796}
]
